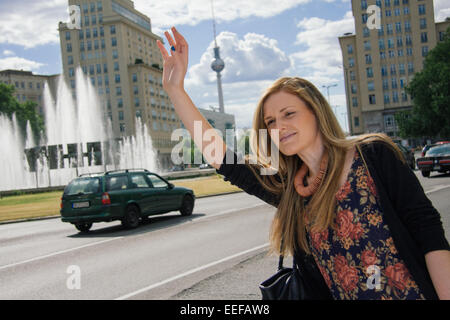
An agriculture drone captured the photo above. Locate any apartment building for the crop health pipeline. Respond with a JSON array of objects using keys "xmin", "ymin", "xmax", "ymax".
[
  {"xmin": 339, "ymin": 0, "xmax": 449, "ymax": 143},
  {"xmin": 58, "ymin": 0, "xmax": 182, "ymax": 167},
  {"xmin": 0, "ymin": 69, "xmax": 59, "ymax": 116}
]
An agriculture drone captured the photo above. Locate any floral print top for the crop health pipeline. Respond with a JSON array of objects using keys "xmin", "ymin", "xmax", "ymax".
[{"xmin": 304, "ymin": 149, "xmax": 425, "ymax": 300}]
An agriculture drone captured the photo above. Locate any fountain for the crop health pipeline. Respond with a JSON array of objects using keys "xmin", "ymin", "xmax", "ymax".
[{"xmin": 0, "ymin": 68, "xmax": 159, "ymax": 192}]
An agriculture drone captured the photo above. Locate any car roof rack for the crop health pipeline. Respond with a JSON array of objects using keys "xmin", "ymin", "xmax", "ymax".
[{"xmin": 105, "ymin": 168, "xmax": 151, "ymax": 175}]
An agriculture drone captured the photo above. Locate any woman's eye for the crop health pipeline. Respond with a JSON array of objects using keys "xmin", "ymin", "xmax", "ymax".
[
  {"xmin": 286, "ymin": 112, "xmax": 295, "ymax": 117},
  {"xmin": 266, "ymin": 120, "xmax": 274, "ymax": 126}
]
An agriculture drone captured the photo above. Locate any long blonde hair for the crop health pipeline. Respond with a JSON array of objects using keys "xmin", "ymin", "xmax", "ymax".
[{"xmin": 245, "ymin": 77, "xmax": 404, "ymax": 255}]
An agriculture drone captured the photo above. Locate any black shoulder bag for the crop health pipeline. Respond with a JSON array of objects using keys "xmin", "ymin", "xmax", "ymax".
[{"xmin": 259, "ymin": 246, "xmax": 332, "ymax": 300}]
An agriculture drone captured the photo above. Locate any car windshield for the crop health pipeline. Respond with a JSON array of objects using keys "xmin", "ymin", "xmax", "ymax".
[
  {"xmin": 64, "ymin": 178, "xmax": 100, "ymax": 195},
  {"xmin": 426, "ymin": 145, "xmax": 450, "ymax": 156}
]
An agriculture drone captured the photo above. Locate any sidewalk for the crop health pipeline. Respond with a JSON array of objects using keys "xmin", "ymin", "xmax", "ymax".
[{"xmin": 170, "ymin": 250, "xmax": 293, "ymax": 300}]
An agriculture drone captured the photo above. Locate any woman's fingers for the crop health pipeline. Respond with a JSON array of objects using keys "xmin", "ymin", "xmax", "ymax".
[
  {"xmin": 164, "ymin": 31, "xmax": 176, "ymax": 54},
  {"xmin": 156, "ymin": 40, "xmax": 169, "ymax": 60}
]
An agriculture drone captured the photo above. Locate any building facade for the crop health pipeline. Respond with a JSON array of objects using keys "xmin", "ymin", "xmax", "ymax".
[
  {"xmin": 58, "ymin": 0, "xmax": 182, "ymax": 168},
  {"xmin": 339, "ymin": 0, "xmax": 449, "ymax": 144},
  {"xmin": 0, "ymin": 69, "xmax": 59, "ymax": 117}
]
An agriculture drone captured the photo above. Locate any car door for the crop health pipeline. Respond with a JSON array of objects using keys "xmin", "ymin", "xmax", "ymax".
[
  {"xmin": 129, "ymin": 173, "xmax": 156, "ymax": 215},
  {"xmin": 146, "ymin": 174, "xmax": 175, "ymax": 212}
]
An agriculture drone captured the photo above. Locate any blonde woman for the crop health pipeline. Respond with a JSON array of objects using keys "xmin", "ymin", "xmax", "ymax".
[{"xmin": 157, "ymin": 27, "xmax": 450, "ymax": 300}]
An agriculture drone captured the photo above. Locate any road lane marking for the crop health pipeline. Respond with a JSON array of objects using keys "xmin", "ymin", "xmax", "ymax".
[
  {"xmin": 114, "ymin": 242, "xmax": 270, "ymax": 300},
  {"xmin": 425, "ymin": 184, "xmax": 450, "ymax": 195},
  {"xmin": 0, "ymin": 237, "xmax": 123, "ymax": 271}
]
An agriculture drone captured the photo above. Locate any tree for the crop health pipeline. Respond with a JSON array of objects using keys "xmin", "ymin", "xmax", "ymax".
[
  {"xmin": 0, "ymin": 83, "xmax": 45, "ymax": 143},
  {"xmin": 395, "ymin": 27, "xmax": 450, "ymax": 139}
]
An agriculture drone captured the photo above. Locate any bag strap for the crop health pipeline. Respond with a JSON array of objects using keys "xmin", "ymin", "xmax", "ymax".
[{"xmin": 356, "ymin": 144, "xmax": 369, "ymax": 173}]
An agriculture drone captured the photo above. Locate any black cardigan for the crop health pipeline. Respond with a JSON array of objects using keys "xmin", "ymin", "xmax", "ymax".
[{"xmin": 216, "ymin": 141, "xmax": 450, "ymax": 300}]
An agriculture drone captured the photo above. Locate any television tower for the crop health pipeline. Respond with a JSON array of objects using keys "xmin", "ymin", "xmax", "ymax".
[{"xmin": 210, "ymin": 0, "xmax": 225, "ymax": 113}]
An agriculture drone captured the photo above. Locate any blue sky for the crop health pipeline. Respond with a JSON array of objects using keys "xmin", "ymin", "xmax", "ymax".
[{"xmin": 0, "ymin": 0, "xmax": 449, "ymax": 130}]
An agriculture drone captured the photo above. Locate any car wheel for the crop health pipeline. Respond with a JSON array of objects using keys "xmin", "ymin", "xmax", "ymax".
[
  {"xmin": 75, "ymin": 222, "xmax": 92, "ymax": 233},
  {"xmin": 421, "ymin": 170, "xmax": 430, "ymax": 178},
  {"xmin": 180, "ymin": 195, "xmax": 194, "ymax": 216},
  {"xmin": 122, "ymin": 205, "xmax": 140, "ymax": 229}
]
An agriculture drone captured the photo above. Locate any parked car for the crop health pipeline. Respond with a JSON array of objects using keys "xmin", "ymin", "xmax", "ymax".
[
  {"xmin": 199, "ymin": 163, "xmax": 212, "ymax": 169},
  {"xmin": 421, "ymin": 141, "xmax": 450, "ymax": 157},
  {"xmin": 416, "ymin": 143, "xmax": 450, "ymax": 177},
  {"xmin": 395, "ymin": 143, "xmax": 416, "ymax": 170},
  {"xmin": 60, "ymin": 169, "xmax": 195, "ymax": 232}
]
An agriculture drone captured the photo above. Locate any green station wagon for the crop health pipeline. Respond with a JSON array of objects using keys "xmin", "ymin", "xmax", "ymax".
[{"xmin": 60, "ymin": 169, "xmax": 195, "ymax": 232}]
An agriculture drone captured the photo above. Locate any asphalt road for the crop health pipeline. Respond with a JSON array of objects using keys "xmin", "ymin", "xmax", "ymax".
[{"xmin": 0, "ymin": 163, "xmax": 449, "ymax": 300}]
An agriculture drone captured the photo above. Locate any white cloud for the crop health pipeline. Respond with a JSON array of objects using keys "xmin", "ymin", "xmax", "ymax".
[
  {"xmin": 187, "ymin": 31, "xmax": 291, "ymax": 85},
  {"xmin": 434, "ymin": 0, "xmax": 450, "ymax": 21},
  {"xmin": 288, "ymin": 11, "xmax": 354, "ymax": 85},
  {"xmin": 0, "ymin": 0, "xmax": 67, "ymax": 48},
  {"xmin": 135, "ymin": 0, "xmax": 312, "ymax": 35},
  {"xmin": 0, "ymin": 56, "xmax": 45, "ymax": 72},
  {"xmin": 2, "ymin": 50, "xmax": 15, "ymax": 56}
]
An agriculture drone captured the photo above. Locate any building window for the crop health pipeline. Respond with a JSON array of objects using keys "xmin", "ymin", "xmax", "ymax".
[
  {"xmin": 420, "ymin": 18, "xmax": 427, "ymax": 29},
  {"xmin": 111, "ymin": 25, "xmax": 116, "ymax": 35},
  {"xmin": 365, "ymin": 54, "xmax": 372, "ymax": 64},
  {"xmin": 391, "ymin": 77, "xmax": 397, "ymax": 89},
  {"xmin": 421, "ymin": 32, "xmax": 428, "ymax": 43},
  {"xmin": 114, "ymin": 61, "xmax": 119, "ymax": 71},
  {"xmin": 120, "ymin": 123, "xmax": 125, "ymax": 133},
  {"xmin": 351, "ymin": 84, "xmax": 357, "ymax": 94},
  {"xmin": 366, "ymin": 67, "xmax": 374, "ymax": 78},
  {"xmin": 364, "ymin": 40, "xmax": 371, "ymax": 51},
  {"xmin": 381, "ymin": 65, "xmax": 388, "ymax": 76},
  {"xmin": 97, "ymin": 1, "xmax": 103, "ymax": 11},
  {"xmin": 422, "ymin": 46, "xmax": 428, "ymax": 57},
  {"xmin": 347, "ymin": 44, "xmax": 353, "ymax": 54},
  {"xmin": 354, "ymin": 117, "xmax": 360, "ymax": 127},
  {"xmin": 133, "ymin": 86, "xmax": 139, "ymax": 95},
  {"xmin": 66, "ymin": 43, "xmax": 72, "ymax": 52},
  {"xmin": 384, "ymin": 93, "xmax": 390, "ymax": 103},
  {"xmin": 118, "ymin": 111, "xmax": 124, "ymax": 121},
  {"xmin": 349, "ymin": 58, "xmax": 355, "ymax": 67},
  {"xmin": 112, "ymin": 37, "xmax": 117, "ymax": 47},
  {"xmin": 350, "ymin": 70, "xmax": 356, "ymax": 81},
  {"xmin": 65, "ymin": 31, "xmax": 71, "ymax": 41},
  {"xmin": 384, "ymin": 115, "xmax": 395, "ymax": 128},
  {"xmin": 352, "ymin": 97, "xmax": 358, "ymax": 107},
  {"xmin": 362, "ymin": 14, "xmax": 368, "ymax": 24},
  {"xmin": 439, "ymin": 31, "xmax": 445, "ymax": 42},
  {"xmin": 383, "ymin": 79, "xmax": 389, "ymax": 90},
  {"xmin": 368, "ymin": 81, "xmax": 375, "ymax": 91},
  {"xmin": 91, "ymin": 15, "xmax": 97, "ymax": 25},
  {"xmin": 378, "ymin": 39, "xmax": 385, "ymax": 50},
  {"xmin": 395, "ymin": 22, "xmax": 401, "ymax": 33},
  {"xmin": 399, "ymin": 77, "xmax": 406, "ymax": 88},
  {"xmin": 408, "ymin": 62, "xmax": 414, "ymax": 73},
  {"xmin": 397, "ymin": 49, "xmax": 403, "ymax": 57},
  {"xmin": 387, "ymin": 24, "xmax": 393, "ymax": 35},
  {"xmin": 96, "ymin": 64, "xmax": 101, "ymax": 74},
  {"xmin": 385, "ymin": 10, "xmax": 391, "ymax": 17},
  {"xmin": 405, "ymin": 34, "xmax": 412, "ymax": 46},
  {"xmin": 378, "ymin": 25, "xmax": 384, "ymax": 36},
  {"xmin": 115, "ymin": 74, "xmax": 120, "ymax": 83},
  {"xmin": 406, "ymin": 47, "xmax": 412, "ymax": 56},
  {"xmin": 403, "ymin": 6, "xmax": 409, "ymax": 15},
  {"xmin": 369, "ymin": 94, "xmax": 376, "ymax": 104},
  {"xmin": 361, "ymin": 0, "xmax": 368, "ymax": 10},
  {"xmin": 390, "ymin": 64, "xmax": 396, "ymax": 75},
  {"xmin": 112, "ymin": 50, "xmax": 118, "ymax": 59},
  {"xmin": 399, "ymin": 63, "xmax": 405, "ymax": 75},
  {"xmin": 396, "ymin": 36, "xmax": 403, "ymax": 47},
  {"xmin": 418, "ymin": 4, "xmax": 426, "ymax": 15},
  {"xmin": 68, "ymin": 55, "xmax": 73, "ymax": 65},
  {"xmin": 134, "ymin": 97, "xmax": 140, "ymax": 107},
  {"xmin": 392, "ymin": 91, "xmax": 399, "ymax": 103},
  {"xmin": 387, "ymin": 38, "xmax": 394, "ymax": 49},
  {"xmin": 404, "ymin": 21, "xmax": 411, "ymax": 32},
  {"xmin": 132, "ymin": 73, "xmax": 138, "ymax": 82},
  {"xmin": 363, "ymin": 27, "xmax": 370, "ymax": 38},
  {"xmin": 380, "ymin": 51, "xmax": 386, "ymax": 59},
  {"xmin": 116, "ymin": 87, "xmax": 122, "ymax": 96}
]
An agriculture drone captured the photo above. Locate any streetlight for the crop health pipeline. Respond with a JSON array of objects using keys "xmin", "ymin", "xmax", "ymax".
[{"xmin": 322, "ymin": 84, "xmax": 337, "ymax": 104}]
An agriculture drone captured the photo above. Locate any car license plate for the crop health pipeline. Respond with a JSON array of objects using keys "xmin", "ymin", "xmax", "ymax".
[
  {"xmin": 72, "ymin": 201, "xmax": 90, "ymax": 209},
  {"xmin": 433, "ymin": 165, "xmax": 441, "ymax": 170}
]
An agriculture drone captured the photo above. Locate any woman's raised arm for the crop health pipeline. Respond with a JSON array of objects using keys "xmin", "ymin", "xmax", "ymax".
[{"xmin": 157, "ymin": 27, "xmax": 226, "ymax": 169}]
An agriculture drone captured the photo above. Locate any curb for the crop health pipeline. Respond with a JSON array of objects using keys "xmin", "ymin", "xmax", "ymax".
[{"xmin": 0, "ymin": 190, "xmax": 244, "ymax": 226}]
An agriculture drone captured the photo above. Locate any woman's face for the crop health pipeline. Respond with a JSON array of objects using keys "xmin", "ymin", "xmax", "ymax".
[{"xmin": 263, "ymin": 91, "xmax": 320, "ymax": 156}]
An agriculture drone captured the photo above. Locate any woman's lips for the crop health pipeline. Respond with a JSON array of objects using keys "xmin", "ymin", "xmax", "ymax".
[{"xmin": 280, "ymin": 132, "xmax": 296, "ymax": 143}]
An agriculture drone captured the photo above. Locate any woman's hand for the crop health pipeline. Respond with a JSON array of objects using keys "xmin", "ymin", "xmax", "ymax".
[{"xmin": 156, "ymin": 27, "xmax": 189, "ymax": 94}]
